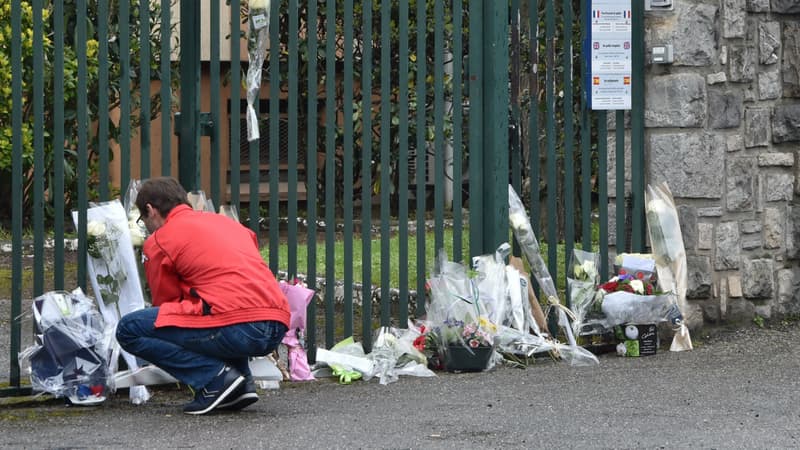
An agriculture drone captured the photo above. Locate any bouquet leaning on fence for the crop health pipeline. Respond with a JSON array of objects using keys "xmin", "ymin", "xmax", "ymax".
[{"xmin": 72, "ymin": 200, "xmax": 151, "ymax": 404}]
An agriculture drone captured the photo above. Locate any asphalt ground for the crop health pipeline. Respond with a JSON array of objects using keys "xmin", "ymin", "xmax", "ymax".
[{"xmin": 1, "ymin": 319, "xmax": 799, "ymax": 449}]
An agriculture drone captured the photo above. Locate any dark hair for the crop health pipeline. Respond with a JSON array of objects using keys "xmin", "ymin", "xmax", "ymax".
[{"xmin": 135, "ymin": 177, "xmax": 190, "ymax": 218}]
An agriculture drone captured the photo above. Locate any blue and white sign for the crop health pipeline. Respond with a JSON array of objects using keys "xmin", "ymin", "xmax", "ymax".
[{"xmin": 586, "ymin": 0, "xmax": 632, "ymax": 110}]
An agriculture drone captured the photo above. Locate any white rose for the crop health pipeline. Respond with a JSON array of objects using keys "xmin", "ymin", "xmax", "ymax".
[
  {"xmin": 129, "ymin": 221, "xmax": 145, "ymax": 247},
  {"xmin": 509, "ymin": 212, "xmax": 528, "ymax": 230},
  {"xmin": 87, "ymin": 220, "xmax": 106, "ymax": 237},
  {"xmin": 630, "ymin": 279, "xmax": 644, "ymax": 295},
  {"xmin": 581, "ymin": 260, "xmax": 597, "ymax": 281},
  {"xmin": 127, "ymin": 207, "xmax": 140, "ymax": 222}
]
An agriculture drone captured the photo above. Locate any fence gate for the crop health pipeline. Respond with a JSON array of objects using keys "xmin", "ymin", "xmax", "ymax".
[{"xmin": 2, "ymin": 0, "xmax": 644, "ymax": 396}]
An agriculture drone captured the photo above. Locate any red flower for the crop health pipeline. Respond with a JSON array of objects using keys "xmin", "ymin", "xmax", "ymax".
[
  {"xmin": 599, "ymin": 281, "xmax": 619, "ymax": 292},
  {"xmin": 413, "ymin": 335, "xmax": 427, "ymax": 352}
]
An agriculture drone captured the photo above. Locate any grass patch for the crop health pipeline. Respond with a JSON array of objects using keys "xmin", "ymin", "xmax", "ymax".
[{"xmin": 262, "ymin": 224, "xmax": 600, "ymax": 292}]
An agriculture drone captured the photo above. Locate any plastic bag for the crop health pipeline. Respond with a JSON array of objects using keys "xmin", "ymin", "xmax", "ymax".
[
  {"xmin": 567, "ymin": 249, "xmax": 601, "ymax": 336},
  {"xmin": 645, "ymin": 182, "xmax": 692, "ymax": 351},
  {"xmin": 508, "ymin": 185, "xmax": 578, "ymax": 348},
  {"xmin": 72, "ymin": 201, "xmax": 151, "ymax": 404},
  {"xmin": 19, "ymin": 289, "xmax": 112, "ymax": 404}
]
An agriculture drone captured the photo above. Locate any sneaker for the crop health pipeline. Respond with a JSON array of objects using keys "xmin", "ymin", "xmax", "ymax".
[
  {"xmin": 183, "ymin": 366, "xmax": 244, "ymax": 415},
  {"xmin": 217, "ymin": 376, "xmax": 259, "ymax": 411}
]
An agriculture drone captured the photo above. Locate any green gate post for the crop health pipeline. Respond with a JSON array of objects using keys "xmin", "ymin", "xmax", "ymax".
[
  {"xmin": 481, "ymin": 2, "xmax": 510, "ymax": 254},
  {"xmin": 178, "ymin": 0, "xmax": 201, "ymax": 190}
]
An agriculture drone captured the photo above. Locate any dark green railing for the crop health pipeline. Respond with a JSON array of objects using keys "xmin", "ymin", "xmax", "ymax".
[{"xmin": 3, "ymin": 0, "xmax": 644, "ymax": 396}]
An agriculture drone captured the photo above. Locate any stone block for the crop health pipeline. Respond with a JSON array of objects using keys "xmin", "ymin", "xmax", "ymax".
[
  {"xmin": 647, "ymin": 2, "xmax": 717, "ymax": 67},
  {"xmin": 776, "ymin": 269, "xmax": 794, "ymax": 306},
  {"xmin": 726, "ymin": 157, "xmax": 756, "ymax": 211},
  {"xmin": 758, "ymin": 152, "xmax": 794, "ymax": 166},
  {"xmin": 744, "ymin": 108, "xmax": 770, "ymax": 147},
  {"xmin": 754, "ymin": 303, "xmax": 773, "ymax": 319},
  {"xmin": 789, "ymin": 206, "xmax": 800, "ymax": 259},
  {"xmin": 759, "ymin": 21, "xmax": 781, "ymax": 65},
  {"xmin": 698, "ymin": 207, "xmax": 724, "ymax": 217},
  {"xmin": 698, "ymin": 222, "xmax": 714, "ymax": 250},
  {"xmin": 742, "ymin": 258, "xmax": 774, "ymax": 299},
  {"xmin": 728, "ymin": 275, "xmax": 743, "ymax": 297},
  {"xmin": 764, "ymin": 173, "xmax": 794, "ymax": 201},
  {"xmin": 649, "ymin": 133, "xmax": 724, "ymax": 198},
  {"xmin": 758, "ymin": 71, "xmax": 781, "ymax": 100},
  {"xmin": 763, "ymin": 207, "xmax": 784, "ymax": 249},
  {"xmin": 772, "ymin": 104, "xmax": 800, "ymax": 143},
  {"xmin": 702, "ymin": 303, "xmax": 721, "ymax": 323},
  {"xmin": 708, "ymin": 89, "xmax": 742, "ymax": 129},
  {"xmin": 707, "ymin": 72, "xmax": 727, "ymax": 85},
  {"xmin": 723, "ymin": 0, "xmax": 747, "ymax": 38},
  {"xmin": 783, "ymin": 23, "xmax": 800, "ymax": 97},
  {"xmin": 748, "ymin": 0, "xmax": 771, "ymax": 11},
  {"xmin": 741, "ymin": 234, "xmax": 763, "ymax": 249},
  {"xmin": 772, "ymin": 0, "xmax": 800, "ymax": 13},
  {"xmin": 729, "ymin": 45, "xmax": 756, "ymax": 82},
  {"xmin": 645, "ymin": 74, "xmax": 706, "ymax": 128},
  {"xmin": 678, "ymin": 205, "xmax": 697, "ymax": 250},
  {"xmin": 741, "ymin": 219, "xmax": 762, "ymax": 234},
  {"xmin": 727, "ymin": 135, "xmax": 744, "ymax": 152},
  {"xmin": 715, "ymin": 221, "xmax": 740, "ymax": 270},
  {"xmin": 687, "ymin": 255, "xmax": 713, "ymax": 299},
  {"xmin": 728, "ymin": 298, "xmax": 756, "ymax": 320}
]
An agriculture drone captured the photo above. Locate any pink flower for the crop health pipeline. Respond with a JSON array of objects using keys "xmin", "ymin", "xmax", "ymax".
[{"xmin": 469, "ymin": 339, "xmax": 480, "ymax": 348}]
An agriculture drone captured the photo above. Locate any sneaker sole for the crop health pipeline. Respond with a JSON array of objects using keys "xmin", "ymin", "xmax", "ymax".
[
  {"xmin": 184, "ymin": 375, "xmax": 245, "ymax": 416},
  {"xmin": 217, "ymin": 392, "xmax": 259, "ymax": 411}
]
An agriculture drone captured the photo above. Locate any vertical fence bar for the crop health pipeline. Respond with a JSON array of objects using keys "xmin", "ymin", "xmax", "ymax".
[
  {"xmin": 342, "ymin": 0, "xmax": 354, "ymax": 337},
  {"xmin": 209, "ymin": 0, "xmax": 221, "ymax": 202},
  {"xmin": 379, "ymin": 0, "xmax": 391, "ymax": 326},
  {"xmin": 97, "ymin": 0, "xmax": 110, "ymax": 199},
  {"xmin": 161, "ymin": 0, "xmax": 172, "ymax": 176},
  {"xmin": 415, "ymin": 0, "xmax": 428, "ymax": 315},
  {"xmin": 528, "ymin": 0, "xmax": 541, "ymax": 243},
  {"xmin": 77, "ymin": 0, "xmax": 89, "ymax": 290},
  {"xmin": 361, "ymin": 0, "xmax": 374, "ymax": 348},
  {"xmin": 467, "ymin": 0, "xmax": 482, "ymax": 259},
  {"xmin": 615, "ymin": 111, "xmax": 625, "ymax": 251},
  {"xmin": 563, "ymin": 0, "xmax": 575, "ymax": 291},
  {"xmin": 324, "ymin": 0, "xmax": 336, "ymax": 347},
  {"xmin": 179, "ymin": 0, "xmax": 201, "ymax": 191},
  {"xmin": 306, "ymin": 0, "xmax": 319, "ymax": 355},
  {"xmin": 120, "ymin": 0, "xmax": 131, "ymax": 193},
  {"xmin": 579, "ymin": 0, "xmax": 592, "ymax": 251},
  {"xmin": 53, "ymin": 0, "xmax": 65, "ymax": 291},
  {"xmin": 268, "ymin": 0, "xmax": 280, "ymax": 270},
  {"xmin": 10, "ymin": 0, "xmax": 23, "ymax": 388},
  {"xmin": 510, "ymin": 0, "xmax": 521, "ymax": 215},
  {"xmin": 288, "ymin": 0, "xmax": 299, "ymax": 280},
  {"xmin": 545, "ymin": 0, "xmax": 557, "ymax": 280},
  {"xmin": 433, "ymin": 0, "xmax": 444, "ymax": 255},
  {"xmin": 630, "ymin": 0, "xmax": 645, "ymax": 252},
  {"xmin": 451, "ymin": 0, "xmax": 464, "ymax": 263},
  {"xmin": 32, "ymin": 0, "xmax": 44, "ymax": 298},
  {"xmin": 140, "ymin": 0, "xmax": 151, "ymax": 180},
  {"xmin": 397, "ymin": 0, "xmax": 410, "ymax": 325},
  {"xmin": 229, "ymin": 0, "xmax": 240, "ymax": 207},
  {"xmin": 597, "ymin": 111, "xmax": 609, "ymax": 279}
]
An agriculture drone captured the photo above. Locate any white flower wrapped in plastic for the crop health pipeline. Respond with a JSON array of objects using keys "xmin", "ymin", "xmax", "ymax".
[{"xmin": 73, "ymin": 200, "xmax": 151, "ymax": 404}]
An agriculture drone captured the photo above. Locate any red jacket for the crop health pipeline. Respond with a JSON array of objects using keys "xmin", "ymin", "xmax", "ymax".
[{"xmin": 142, "ymin": 204, "xmax": 290, "ymax": 329}]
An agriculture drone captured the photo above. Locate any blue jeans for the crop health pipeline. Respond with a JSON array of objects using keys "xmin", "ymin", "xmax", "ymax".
[{"xmin": 116, "ymin": 307, "xmax": 287, "ymax": 390}]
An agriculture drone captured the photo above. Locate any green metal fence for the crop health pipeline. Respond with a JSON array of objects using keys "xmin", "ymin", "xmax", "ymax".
[{"xmin": 2, "ymin": 0, "xmax": 644, "ymax": 396}]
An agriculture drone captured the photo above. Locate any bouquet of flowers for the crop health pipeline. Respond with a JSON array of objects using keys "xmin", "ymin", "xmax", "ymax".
[
  {"xmin": 568, "ymin": 249, "xmax": 602, "ymax": 336},
  {"xmin": 73, "ymin": 200, "xmax": 150, "ymax": 404},
  {"xmin": 595, "ymin": 272, "xmax": 674, "ymax": 328}
]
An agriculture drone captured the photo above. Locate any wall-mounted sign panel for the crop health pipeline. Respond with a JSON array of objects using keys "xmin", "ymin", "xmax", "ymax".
[{"xmin": 586, "ymin": 0, "xmax": 632, "ymax": 110}]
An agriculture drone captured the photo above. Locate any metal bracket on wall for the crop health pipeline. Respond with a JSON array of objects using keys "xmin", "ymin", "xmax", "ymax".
[{"xmin": 173, "ymin": 112, "xmax": 215, "ymax": 137}]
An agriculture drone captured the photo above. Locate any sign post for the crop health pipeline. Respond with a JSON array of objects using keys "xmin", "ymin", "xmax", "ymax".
[{"xmin": 586, "ymin": 0, "xmax": 633, "ymax": 110}]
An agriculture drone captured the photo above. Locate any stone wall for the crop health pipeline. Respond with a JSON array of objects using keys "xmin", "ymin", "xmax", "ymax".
[{"xmin": 611, "ymin": 0, "xmax": 800, "ymax": 327}]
